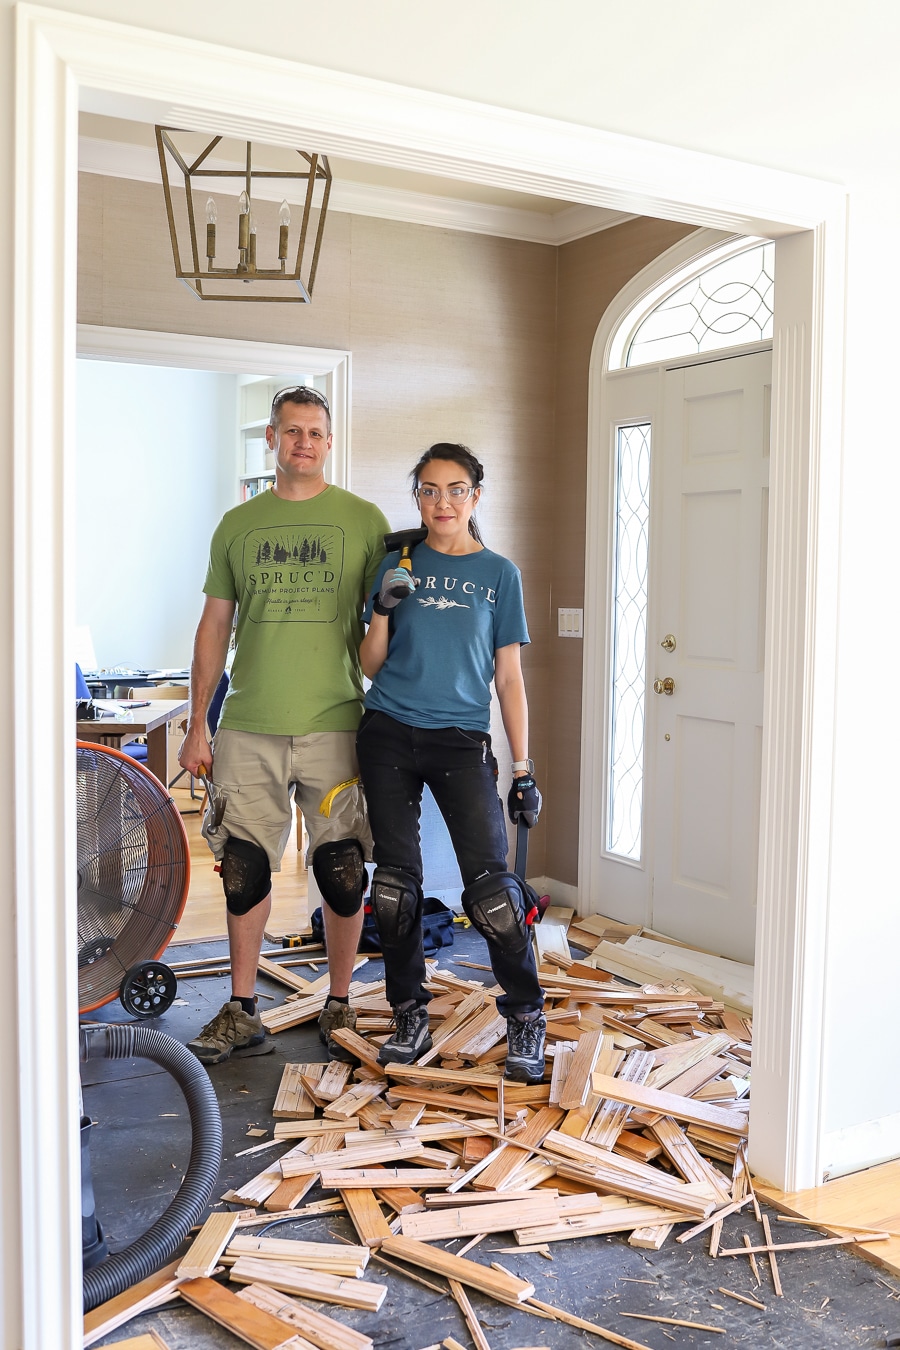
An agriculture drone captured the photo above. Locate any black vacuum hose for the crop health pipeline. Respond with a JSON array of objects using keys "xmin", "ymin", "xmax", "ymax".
[{"xmin": 80, "ymin": 1023, "xmax": 223, "ymax": 1312}]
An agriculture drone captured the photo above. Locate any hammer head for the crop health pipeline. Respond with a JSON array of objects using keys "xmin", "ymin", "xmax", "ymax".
[{"xmin": 384, "ymin": 526, "xmax": 428, "ymax": 555}]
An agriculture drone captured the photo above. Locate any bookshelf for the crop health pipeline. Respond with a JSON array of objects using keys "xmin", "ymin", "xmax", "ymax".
[{"xmin": 237, "ymin": 372, "xmax": 331, "ymax": 501}]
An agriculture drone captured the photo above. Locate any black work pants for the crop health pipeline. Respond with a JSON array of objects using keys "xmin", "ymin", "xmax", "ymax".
[{"xmin": 356, "ymin": 709, "xmax": 544, "ymax": 1017}]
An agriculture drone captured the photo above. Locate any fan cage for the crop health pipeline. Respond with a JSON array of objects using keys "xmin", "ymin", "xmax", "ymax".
[{"xmin": 77, "ymin": 741, "xmax": 190, "ymax": 1012}]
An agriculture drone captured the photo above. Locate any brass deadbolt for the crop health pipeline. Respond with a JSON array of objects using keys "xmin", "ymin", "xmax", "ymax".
[{"xmin": 660, "ymin": 634, "xmax": 676, "ymax": 652}]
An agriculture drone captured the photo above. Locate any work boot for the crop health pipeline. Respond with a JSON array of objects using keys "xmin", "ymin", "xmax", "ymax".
[
  {"xmin": 187, "ymin": 999, "xmax": 274, "ymax": 1065},
  {"xmin": 377, "ymin": 1004, "xmax": 433, "ymax": 1066},
  {"xmin": 318, "ymin": 998, "xmax": 358, "ymax": 1062},
  {"xmin": 504, "ymin": 1013, "xmax": 547, "ymax": 1084}
]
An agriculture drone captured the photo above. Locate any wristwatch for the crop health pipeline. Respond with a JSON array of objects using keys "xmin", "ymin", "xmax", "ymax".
[{"xmin": 511, "ymin": 759, "xmax": 535, "ymax": 775}]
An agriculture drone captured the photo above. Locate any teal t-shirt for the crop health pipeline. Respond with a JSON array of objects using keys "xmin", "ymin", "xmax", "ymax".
[
  {"xmin": 363, "ymin": 543, "xmax": 530, "ymax": 732},
  {"xmin": 204, "ymin": 485, "xmax": 389, "ymax": 734}
]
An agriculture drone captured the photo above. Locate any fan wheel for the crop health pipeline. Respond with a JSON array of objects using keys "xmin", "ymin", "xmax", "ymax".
[{"xmin": 119, "ymin": 961, "xmax": 178, "ymax": 1018}]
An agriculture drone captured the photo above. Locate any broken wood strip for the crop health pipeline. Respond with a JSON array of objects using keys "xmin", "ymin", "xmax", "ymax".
[
  {"xmin": 548, "ymin": 1042, "xmax": 577, "ymax": 1105},
  {"xmin": 719, "ymin": 1232, "xmax": 890, "ymax": 1256},
  {"xmin": 401, "ymin": 1194, "xmax": 560, "ymax": 1242},
  {"xmin": 761, "ymin": 1213, "xmax": 783, "ymax": 1297},
  {"xmin": 533, "ymin": 905, "xmax": 574, "ymax": 968},
  {"xmin": 237, "ymin": 1284, "xmax": 373, "ymax": 1350},
  {"xmin": 558, "ymin": 1029, "xmax": 605, "ymax": 1110},
  {"xmin": 390, "ymin": 1101, "xmax": 426, "ymax": 1131},
  {"xmin": 458, "ymin": 1012, "xmax": 508, "ymax": 1061},
  {"xmin": 662, "ymin": 1056, "xmax": 732, "ymax": 1100},
  {"xmin": 644, "ymin": 1032, "xmax": 733, "ymax": 1089},
  {"xmin": 83, "ymin": 1261, "xmax": 182, "ymax": 1348},
  {"xmin": 272, "ymin": 1118, "xmax": 364, "ymax": 1139},
  {"xmin": 315, "ymin": 1060, "xmax": 353, "ymax": 1102},
  {"xmin": 261, "ymin": 978, "xmax": 369, "ymax": 1033},
  {"xmin": 619, "ymin": 1312, "xmax": 725, "ymax": 1334},
  {"xmin": 417, "ymin": 988, "xmax": 487, "ymax": 1066},
  {"xmin": 649, "ymin": 1117, "xmax": 731, "ymax": 1202},
  {"xmin": 627, "ymin": 1222, "xmax": 675, "ymax": 1250},
  {"xmin": 321, "ymin": 1167, "xmax": 460, "ymax": 1190},
  {"xmin": 229, "ymin": 1257, "xmax": 388, "ymax": 1311},
  {"xmin": 178, "ymin": 1276, "xmax": 304, "ymax": 1348},
  {"xmin": 718, "ymin": 1286, "xmax": 766, "ymax": 1311},
  {"xmin": 263, "ymin": 1173, "xmax": 320, "ymax": 1212},
  {"xmin": 226, "ymin": 1235, "xmax": 369, "ymax": 1275},
  {"xmin": 449, "ymin": 1278, "xmax": 492, "ymax": 1350},
  {"xmin": 328, "ymin": 1025, "xmax": 388, "ymax": 1070},
  {"xmin": 385, "ymin": 1062, "xmax": 503, "ymax": 1090},
  {"xmin": 434, "ymin": 1001, "xmax": 499, "ymax": 1060},
  {"xmin": 515, "ymin": 1202, "xmax": 693, "ymax": 1246},
  {"xmin": 102, "ymin": 1334, "xmax": 173, "ymax": 1350},
  {"xmin": 176, "ymin": 1211, "xmax": 241, "ymax": 1279},
  {"xmin": 613, "ymin": 1131, "xmax": 662, "ymax": 1164},
  {"xmin": 523, "ymin": 1297, "xmax": 654, "ymax": 1350},
  {"xmin": 675, "ymin": 1195, "xmax": 754, "ymax": 1243},
  {"xmin": 323, "ymin": 1079, "xmax": 387, "ymax": 1120},
  {"xmin": 584, "ymin": 1049, "xmax": 655, "ymax": 1148},
  {"xmin": 589, "ymin": 1072, "xmax": 749, "ymax": 1136},
  {"xmin": 272, "ymin": 1063, "xmax": 323, "ymax": 1120},
  {"xmin": 709, "ymin": 1217, "xmax": 723, "ymax": 1258},
  {"xmin": 473, "ymin": 1106, "xmax": 566, "ymax": 1191},
  {"xmin": 742, "ymin": 1232, "xmax": 762, "ymax": 1285},
  {"xmin": 257, "ymin": 955, "xmax": 319, "ymax": 993},
  {"xmin": 543, "ymin": 1131, "xmax": 716, "ymax": 1216},
  {"xmin": 385, "ymin": 1086, "xmax": 523, "ymax": 1117},
  {"xmin": 380, "ymin": 1235, "xmax": 534, "ymax": 1303},
  {"xmin": 427, "ymin": 1188, "xmax": 557, "ymax": 1208},
  {"xmin": 340, "ymin": 1187, "xmax": 394, "ymax": 1247},
  {"xmin": 281, "ymin": 1136, "xmax": 424, "ymax": 1177}
]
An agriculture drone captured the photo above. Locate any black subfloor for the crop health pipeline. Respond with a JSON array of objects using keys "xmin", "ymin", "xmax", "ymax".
[{"xmin": 81, "ymin": 934, "xmax": 900, "ymax": 1349}]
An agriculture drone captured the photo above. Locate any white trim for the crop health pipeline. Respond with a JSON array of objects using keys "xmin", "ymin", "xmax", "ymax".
[
  {"xmin": 12, "ymin": 8, "xmax": 846, "ymax": 1342},
  {"xmin": 78, "ymin": 135, "xmax": 634, "ymax": 244},
  {"xmin": 527, "ymin": 876, "xmax": 580, "ymax": 910},
  {"xmin": 76, "ymin": 326, "xmax": 352, "ymax": 490}
]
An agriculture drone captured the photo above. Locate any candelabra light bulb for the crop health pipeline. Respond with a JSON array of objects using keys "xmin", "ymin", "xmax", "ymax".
[
  {"xmin": 279, "ymin": 199, "xmax": 291, "ymax": 227},
  {"xmin": 206, "ymin": 196, "xmax": 217, "ymax": 224},
  {"xmin": 238, "ymin": 190, "xmax": 250, "ymax": 215}
]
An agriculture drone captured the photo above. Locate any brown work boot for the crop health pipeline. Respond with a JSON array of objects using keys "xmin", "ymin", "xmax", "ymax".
[
  {"xmin": 318, "ymin": 998, "xmax": 358, "ymax": 1062},
  {"xmin": 187, "ymin": 999, "xmax": 274, "ymax": 1065}
]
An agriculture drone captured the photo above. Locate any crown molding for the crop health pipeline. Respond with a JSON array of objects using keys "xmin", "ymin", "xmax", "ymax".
[{"xmin": 78, "ymin": 135, "xmax": 633, "ymax": 245}]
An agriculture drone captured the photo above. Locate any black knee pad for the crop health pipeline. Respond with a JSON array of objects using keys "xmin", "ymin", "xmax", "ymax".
[
  {"xmin": 371, "ymin": 867, "xmax": 422, "ymax": 945},
  {"xmin": 313, "ymin": 837, "xmax": 366, "ymax": 917},
  {"xmin": 221, "ymin": 836, "xmax": 271, "ymax": 916},
  {"xmin": 462, "ymin": 871, "xmax": 530, "ymax": 955}
]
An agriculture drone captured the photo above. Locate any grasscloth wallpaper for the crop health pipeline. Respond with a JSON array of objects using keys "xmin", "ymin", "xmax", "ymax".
[{"xmin": 78, "ymin": 170, "xmax": 691, "ymax": 888}]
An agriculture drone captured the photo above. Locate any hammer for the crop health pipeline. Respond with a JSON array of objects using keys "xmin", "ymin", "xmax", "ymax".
[{"xmin": 383, "ymin": 526, "xmax": 427, "ymax": 598}]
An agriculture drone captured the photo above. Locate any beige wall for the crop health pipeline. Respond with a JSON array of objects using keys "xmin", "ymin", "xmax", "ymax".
[
  {"xmin": 79, "ymin": 171, "xmax": 692, "ymax": 884},
  {"xmin": 543, "ymin": 218, "xmax": 695, "ymax": 884}
]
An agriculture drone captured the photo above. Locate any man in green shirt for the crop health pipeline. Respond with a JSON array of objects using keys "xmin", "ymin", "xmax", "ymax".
[{"xmin": 179, "ymin": 386, "xmax": 389, "ymax": 1064}]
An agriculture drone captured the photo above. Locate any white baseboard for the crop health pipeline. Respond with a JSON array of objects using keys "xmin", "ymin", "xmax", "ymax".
[
  {"xmin": 821, "ymin": 1111, "xmax": 900, "ymax": 1181},
  {"xmin": 526, "ymin": 876, "xmax": 580, "ymax": 909}
]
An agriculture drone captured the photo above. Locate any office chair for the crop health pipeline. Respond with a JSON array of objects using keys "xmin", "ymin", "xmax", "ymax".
[{"xmin": 75, "ymin": 664, "xmax": 91, "ymax": 701}]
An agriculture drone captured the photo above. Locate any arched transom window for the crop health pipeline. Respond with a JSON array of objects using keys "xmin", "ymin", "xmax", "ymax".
[{"xmin": 608, "ymin": 239, "xmax": 775, "ymax": 371}]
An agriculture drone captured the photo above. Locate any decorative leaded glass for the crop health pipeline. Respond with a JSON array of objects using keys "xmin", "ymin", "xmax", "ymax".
[
  {"xmin": 607, "ymin": 423, "xmax": 651, "ymax": 861},
  {"xmin": 626, "ymin": 242, "xmax": 774, "ymax": 367}
]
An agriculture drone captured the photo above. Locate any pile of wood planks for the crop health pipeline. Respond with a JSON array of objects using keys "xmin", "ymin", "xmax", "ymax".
[{"xmin": 88, "ymin": 915, "xmax": 885, "ymax": 1350}]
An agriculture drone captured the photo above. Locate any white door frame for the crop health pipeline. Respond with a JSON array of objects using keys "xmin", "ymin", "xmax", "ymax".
[
  {"xmin": 76, "ymin": 326, "xmax": 353, "ymax": 489},
  {"xmin": 13, "ymin": 8, "xmax": 845, "ymax": 1345}
]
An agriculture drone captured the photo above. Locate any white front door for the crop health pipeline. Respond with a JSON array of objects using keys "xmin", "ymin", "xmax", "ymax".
[
  {"xmin": 650, "ymin": 350, "xmax": 771, "ymax": 962},
  {"xmin": 595, "ymin": 346, "xmax": 771, "ymax": 964}
]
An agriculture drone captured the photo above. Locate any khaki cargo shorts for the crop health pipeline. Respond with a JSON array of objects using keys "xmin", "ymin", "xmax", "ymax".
[{"xmin": 202, "ymin": 727, "xmax": 373, "ymax": 871}]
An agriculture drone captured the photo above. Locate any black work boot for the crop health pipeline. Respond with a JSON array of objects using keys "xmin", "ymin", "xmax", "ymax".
[
  {"xmin": 505, "ymin": 1013, "xmax": 547, "ymax": 1083},
  {"xmin": 377, "ymin": 1004, "xmax": 433, "ymax": 1066}
]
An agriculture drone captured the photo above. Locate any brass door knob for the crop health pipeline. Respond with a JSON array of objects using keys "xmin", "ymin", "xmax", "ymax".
[
  {"xmin": 653, "ymin": 677, "xmax": 675, "ymax": 696},
  {"xmin": 660, "ymin": 633, "xmax": 676, "ymax": 652}
]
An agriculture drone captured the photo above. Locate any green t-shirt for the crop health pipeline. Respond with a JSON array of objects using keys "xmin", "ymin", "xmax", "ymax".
[{"xmin": 204, "ymin": 485, "xmax": 389, "ymax": 735}]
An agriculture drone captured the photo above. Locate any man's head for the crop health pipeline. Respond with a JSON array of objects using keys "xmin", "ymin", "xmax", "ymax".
[
  {"xmin": 266, "ymin": 386, "xmax": 333, "ymax": 492},
  {"xmin": 269, "ymin": 385, "xmax": 331, "ymax": 434}
]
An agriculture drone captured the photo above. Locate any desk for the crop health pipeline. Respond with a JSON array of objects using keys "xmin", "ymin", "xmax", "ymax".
[{"xmin": 77, "ymin": 699, "xmax": 189, "ymax": 785}]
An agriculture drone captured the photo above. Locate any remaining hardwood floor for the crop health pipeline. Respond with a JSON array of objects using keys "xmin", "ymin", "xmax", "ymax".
[
  {"xmin": 757, "ymin": 1161, "xmax": 900, "ymax": 1278},
  {"xmin": 168, "ymin": 786, "xmax": 309, "ymax": 944}
]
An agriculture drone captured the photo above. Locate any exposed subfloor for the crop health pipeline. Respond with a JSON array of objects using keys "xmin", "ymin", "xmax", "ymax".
[{"xmin": 81, "ymin": 934, "xmax": 900, "ymax": 1350}]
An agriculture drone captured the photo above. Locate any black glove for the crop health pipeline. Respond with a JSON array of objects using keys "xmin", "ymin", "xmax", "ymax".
[
  {"xmin": 373, "ymin": 566, "xmax": 417, "ymax": 615},
  {"xmin": 508, "ymin": 773, "xmax": 542, "ymax": 827}
]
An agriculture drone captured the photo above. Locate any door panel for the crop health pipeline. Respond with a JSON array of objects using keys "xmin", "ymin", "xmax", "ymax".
[{"xmin": 651, "ymin": 350, "xmax": 771, "ymax": 962}]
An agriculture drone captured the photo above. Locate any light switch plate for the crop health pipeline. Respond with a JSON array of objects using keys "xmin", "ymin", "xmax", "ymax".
[{"xmin": 558, "ymin": 608, "xmax": 583, "ymax": 638}]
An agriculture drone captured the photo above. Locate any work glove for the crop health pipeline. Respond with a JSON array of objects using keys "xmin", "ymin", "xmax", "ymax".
[
  {"xmin": 508, "ymin": 773, "xmax": 542, "ymax": 828},
  {"xmin": 373, "ymin": 567, "xmax": 417, "ymax": 614}
]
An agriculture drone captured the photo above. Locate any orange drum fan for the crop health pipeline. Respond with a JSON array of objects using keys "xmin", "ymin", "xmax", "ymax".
[{"xmin": 77, "ymin": 741, "xmax": 190, "ymax": 1017}]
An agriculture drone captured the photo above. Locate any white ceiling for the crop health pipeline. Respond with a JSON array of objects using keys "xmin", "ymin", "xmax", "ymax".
[{"xmin": 79, "ymin": 113, "xmax": 634, "ymax": 245}]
